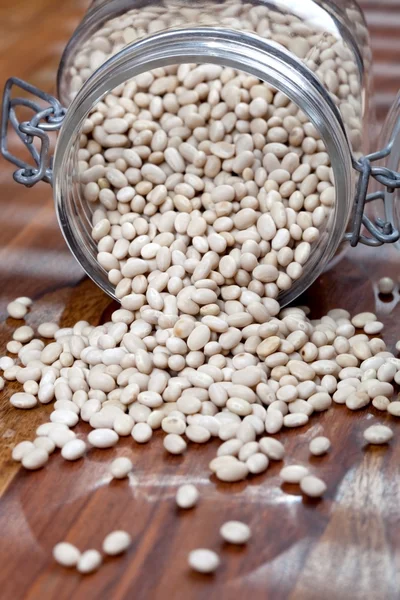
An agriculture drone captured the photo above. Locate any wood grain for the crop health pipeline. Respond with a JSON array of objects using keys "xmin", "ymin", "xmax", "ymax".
[{"xmin": 1, "ymin": 2, "xmax": 400, "ymax": 598}]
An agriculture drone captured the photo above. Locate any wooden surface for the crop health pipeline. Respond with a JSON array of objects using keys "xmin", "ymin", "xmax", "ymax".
[{"xmin": 1, "ymin": 1, "xmax": 400, "ymax": 598}]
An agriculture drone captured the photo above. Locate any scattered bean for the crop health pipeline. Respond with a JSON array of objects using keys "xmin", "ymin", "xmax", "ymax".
[
  {"xmin": 53, "ymin": 542, "xmax": 81, "ymax": 567},
  {"xmin": 176, "ymin": 484, "xmax": 199, "ymax": 509},
  {"xmin": 77, "ymin": 550, "xmax": 102, "ymax": 574},
  {"xmin": 363, "ymin": 424, "xmax": 393, "ymax": 445},
  {"xmin": 300, "ymin": 475, "xmax": 327, "ymax": 498},
  {"xmin": 309, "ymin": 436, "xmax": 331, "ymax": 456},
  {"xmin": 280, "ymin": 465, "xmax": 309, "ymax": 483},
  {"xmin": 188, "ymin": 549, "xmax": 220, "ymax": 574},
  {"xmin": 7, "ymin": 300, "xmax": 28, "ymax": 319},
  {"xmin": 377, "ymin": 277, "xmax": 394, "ymax": 295},
  {"xmin": 102, "ymin": 530, "xmax": 131, "ymax": 555},
  {"xmin": 220, "ymin": 521, "xmax": 251, "ymax": 544},
  {"xmin": 110, "ymin": 456, "xmax": 133, "ymax": 479}
]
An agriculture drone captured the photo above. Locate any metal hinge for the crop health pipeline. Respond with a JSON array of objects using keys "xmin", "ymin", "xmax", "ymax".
[{"xmin": 0, "ymin": 77, "xmax": 66, "ymax": 187}]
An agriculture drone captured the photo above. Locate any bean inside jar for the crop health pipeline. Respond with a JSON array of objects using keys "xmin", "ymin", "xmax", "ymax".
[{"xmin": 78, "ymin": 63, "xmax": 335, "ymax": 307}]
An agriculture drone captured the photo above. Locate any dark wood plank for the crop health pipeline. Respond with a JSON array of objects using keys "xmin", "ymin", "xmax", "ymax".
[{"xmin": 1, "ymin": 1, "xmax": 400, "ymax": 599}]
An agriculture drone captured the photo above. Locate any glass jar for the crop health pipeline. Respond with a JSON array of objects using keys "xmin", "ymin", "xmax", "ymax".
[{"xmin": 2, "ymin": 0, "xmax": 399, "ymax": 307}]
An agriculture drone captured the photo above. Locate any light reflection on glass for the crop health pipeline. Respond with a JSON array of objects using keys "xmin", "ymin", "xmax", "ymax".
[{"xmin": 273, "ymin": 0, "xmax": 340, "ymax": 36}]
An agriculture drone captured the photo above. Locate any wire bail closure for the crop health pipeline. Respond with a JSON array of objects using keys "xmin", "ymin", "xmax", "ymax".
[
  {"xmin": 346, "ymin": 116, "xmax": 400, "ymax": 246},
  {"xmin": 0, "ymin": 77, "xmax": 66, "ymax": 187},
  {"xmin": 1, "ymin": 76, "xmax": 400, "ymax": 246}
]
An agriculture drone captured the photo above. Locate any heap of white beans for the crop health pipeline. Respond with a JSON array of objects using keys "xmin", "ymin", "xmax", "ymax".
[{"xmin": 5, "ymin": 292, "xmax": 399, "ymax": 483}]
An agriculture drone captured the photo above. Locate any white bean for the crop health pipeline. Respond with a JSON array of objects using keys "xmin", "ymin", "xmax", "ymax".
[
  {"xmin": 21, "ymin": 448, "xmax": 48, "ymax": 470},
  {"xmin": 163, "ymin": 433, "xmax": 187, "ymax": 455},
  {"xmin": 102, "ymin": 530, "xmax": 131, "ymax": 555},
  {"xmin": 220, "ymin": 521, "xmax": 251, "ymax": 544},
  {"xmin": 61, "ymin": 439, "xmax": 87, "ymax": 460},
  {"xmin": 110, "ymin": 456, "xmax": 133, "ymax": 478},
  {"xmin": 188, "ymin": 549, "xmax": 220, "ymax": 573},
  {"xmin": 309, "ymin": 436, "xmax": 331, "ymax": 456},
  {"xmin": 10, "ymin": 392, "xmax": 37, "ymax": 409},
  {"xmin": 216, "ymin": 460, "xmax": 248, "ymax": 482},
  {"xmin": 176, "ymin": 484, "xmax": 199, "ymax": 509},
  {"xmin": 88, "ymin": 428, "xmax": 119, "ymax": 448},
  {"xmin": 53, "ymin": 542, "xmax": 81, "ymax": 567},
  {"xmin": 7, "ymin": 301, "xmax": 28, "ymax": 319},
  {"xmin": 77, "ymin": 550, "xmax": 102, "ymax": 574},
  {"xmin": 363, "ymin": 424, "xmax": 393, "ymax": 444},
  {"xmin": 12, "ymin": 440, "xmax": 35, "ymax": 461},
  {"xmin": 280, "ymin": 465, "xmax": 309, "ymax": 483},
  {"xmin": 300, "ymin": 475, "xmax": 327, "ymax": 498}
]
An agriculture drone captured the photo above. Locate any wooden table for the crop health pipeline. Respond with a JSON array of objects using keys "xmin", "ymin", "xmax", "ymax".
[{"xmin": 1, "ymin": 1, "xmax": 400, "ymax": 598}]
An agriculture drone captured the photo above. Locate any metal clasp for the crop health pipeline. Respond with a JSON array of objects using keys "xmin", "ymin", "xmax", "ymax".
[
  {"xmin": 1, "ymin": 77, "xmax": 66, "ymax": 187},
  {"xmin": 346, "ymin": 119, "xmax": 400, "ymax": 247}
]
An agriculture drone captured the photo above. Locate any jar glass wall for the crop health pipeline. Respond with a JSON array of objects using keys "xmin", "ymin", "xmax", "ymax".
[
  {"xmin": 53, "ymin": 0, "xmax": 370, "ymax": 306},
  {"xmin": 59, "ymin": 1, "xmax": 370, "ymax": 148}
]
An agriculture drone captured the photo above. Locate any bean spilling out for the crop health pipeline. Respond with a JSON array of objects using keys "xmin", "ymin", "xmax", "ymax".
[{"xmin": 5, "ymin": 293, "xmax": 399, "ymax": 574}]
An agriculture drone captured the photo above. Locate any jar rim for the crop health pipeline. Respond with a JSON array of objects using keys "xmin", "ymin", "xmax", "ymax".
[
  {"xmin": 53, "ymin": 26, "xmax": 354, "ymax": 305},
  {"xmin": 57, "ymin": 0, "xmax": 136, "ymax": 102}
]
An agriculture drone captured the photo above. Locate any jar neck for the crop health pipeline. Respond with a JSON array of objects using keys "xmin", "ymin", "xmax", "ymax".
[{"xmin": 54, "ymin": 27, "xmax": 355, "ymax": 304}]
